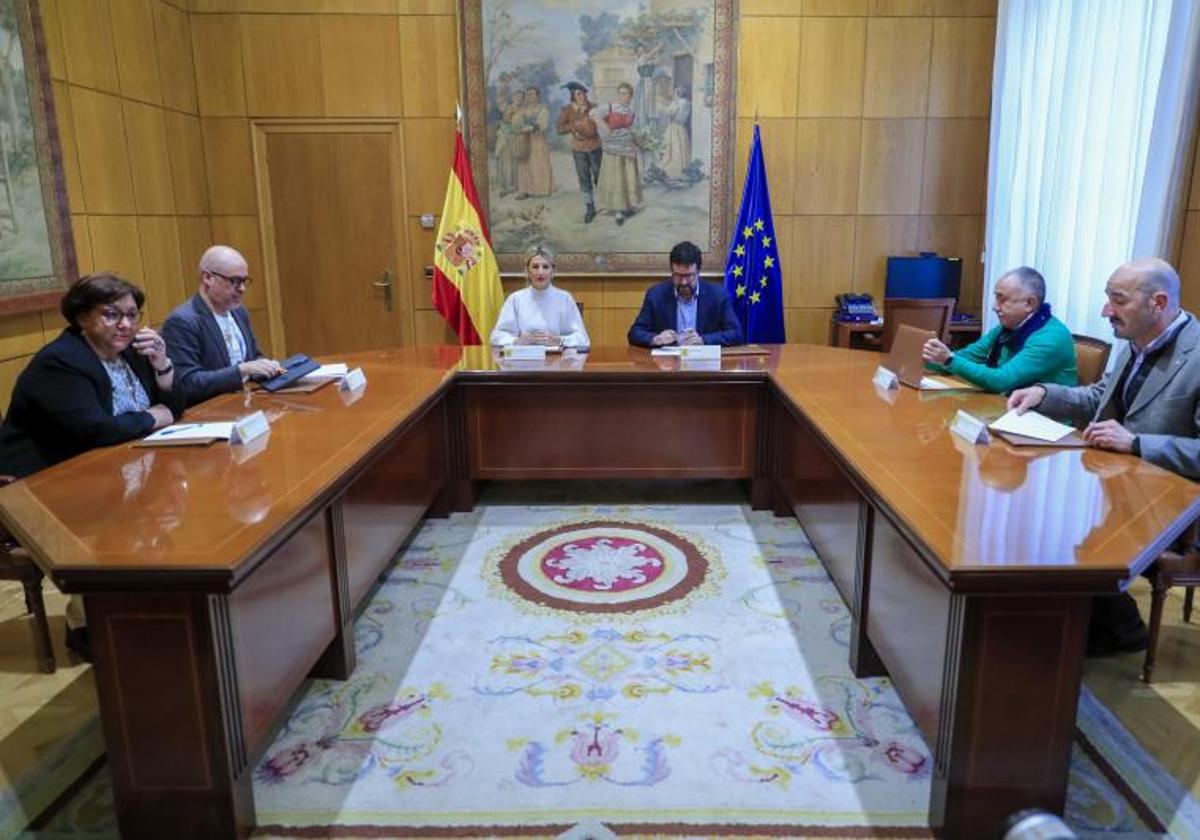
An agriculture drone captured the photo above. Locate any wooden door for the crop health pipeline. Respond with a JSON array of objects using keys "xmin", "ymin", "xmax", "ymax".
[{"xmin": 263, "ymin": 129, "xmax": 408, "ymax": 356}]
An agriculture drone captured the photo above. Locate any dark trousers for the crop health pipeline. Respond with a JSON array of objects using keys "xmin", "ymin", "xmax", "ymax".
[
  {"xmin": 1089, "ymin": 592, "xmax": 1146, "ymax": 642},
  {"xmin": 572, "ymin": 149, "xmax": 603, "ymax": 199}
]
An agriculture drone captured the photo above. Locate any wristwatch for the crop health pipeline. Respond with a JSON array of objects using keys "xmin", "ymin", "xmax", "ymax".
[
  {"xmin": 945, "ymin": 353, "xmax": 954, "ymax": 367},
  {"xmin": 1131, "ymin": 436, "xmax": 1141, "ymax": 457}
]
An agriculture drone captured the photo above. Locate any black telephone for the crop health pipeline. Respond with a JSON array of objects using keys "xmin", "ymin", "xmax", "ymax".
[{"xmin": 835, "ymin": 293, "xmax": 878, "ymax": 323}]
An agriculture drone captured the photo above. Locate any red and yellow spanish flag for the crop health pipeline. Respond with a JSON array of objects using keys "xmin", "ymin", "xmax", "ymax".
[{"xmin": 432, "ymin": 130, "xmax": 503, "ymax": 345}]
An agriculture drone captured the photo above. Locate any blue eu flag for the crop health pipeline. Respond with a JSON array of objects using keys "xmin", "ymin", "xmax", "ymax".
[{"xmin": 724, "ymin": 124, "xmax": 785, "ymax": 343}]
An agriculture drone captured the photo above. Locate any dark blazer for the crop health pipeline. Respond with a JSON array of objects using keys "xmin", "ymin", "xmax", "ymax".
[
  {"xmin": 0, "ymin": 329, "xmax": 186, "ymax": 479},
  {"xmin": 627, "ymin": 280, "xmax": 744, "ymax": 347},
  {"xmin": 162, "ymin": 293, "xmax": 264, "ymax": 406}
]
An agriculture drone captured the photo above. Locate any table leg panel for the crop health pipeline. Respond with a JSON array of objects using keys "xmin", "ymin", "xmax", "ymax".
[
  {"xmin": 230, "ymin": 512, "xmax": 336, "ymax": 757},
  {"xmin": 87, "ymin": 594, "xmax": 254, "ymax": 839},
  {"xmin": 343, "ymin": 400, "xmax": 447, "ymax": 608}
]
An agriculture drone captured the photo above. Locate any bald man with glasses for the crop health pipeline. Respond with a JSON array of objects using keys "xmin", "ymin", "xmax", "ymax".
[{"xmin": 163, "ymin": 245, "xmax": 284, "ymax": 406}]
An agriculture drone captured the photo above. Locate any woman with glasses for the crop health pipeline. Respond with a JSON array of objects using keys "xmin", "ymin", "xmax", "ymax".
[
  {"xmin": 490, "ymin": 244, "xmax": 589, "ymax": 348},
  {"xmin": 0, "ymin": 273, "xmax": 185, "ymax": 480}
]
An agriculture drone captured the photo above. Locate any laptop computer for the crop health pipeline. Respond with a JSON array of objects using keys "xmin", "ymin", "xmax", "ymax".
[{"xmin": 885, "ymin": 324, "xmax": 981, "ymax": 391}]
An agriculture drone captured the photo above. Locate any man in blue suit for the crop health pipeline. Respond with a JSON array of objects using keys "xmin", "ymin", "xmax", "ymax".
[
  {"xmin": 162, "ymin": 245, "xmax": 283, "ymax": 406},
  {"xmin": 628, "ymin": 241, "xmax": 744, "ymax": 347}
]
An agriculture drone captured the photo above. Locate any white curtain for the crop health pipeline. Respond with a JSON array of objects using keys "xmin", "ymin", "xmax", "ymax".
[{"xmin": 984, "ymin": 0, "xmax": 1200, "ymax": 338}]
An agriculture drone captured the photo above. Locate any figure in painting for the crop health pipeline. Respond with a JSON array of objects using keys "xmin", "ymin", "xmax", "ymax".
[
  {"xmin": 556, "ymin": 82, "xmax": 602, "ymax": 224},
  {"xmin": 595, "ymin": 82, "xmax": 642, "ymax": 225},
  {"xmin": 495, "ymin": 89, "xmax": 524, "ymax": 196},
  {"xmin": 515, "ymin": 87, "xmax": 553, "ymax": 199},
  {"xmin": 658, "ymin": 86, "xmax": 692, "ymax": 180}
]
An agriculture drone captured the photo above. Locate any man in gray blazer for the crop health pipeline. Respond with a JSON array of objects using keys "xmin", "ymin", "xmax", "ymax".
[
  {"xmin": 162, "ymin": 245, "xmax": 283, "ymax": 406},
  {"xmin": 1009, "ymin": 257, "xmax": 1199, "ymax": 655}
]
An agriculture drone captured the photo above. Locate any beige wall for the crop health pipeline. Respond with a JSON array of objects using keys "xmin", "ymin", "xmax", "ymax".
[{"xmin": 0, "ymin": 0, "xmax": 1195, "ymax": 410}]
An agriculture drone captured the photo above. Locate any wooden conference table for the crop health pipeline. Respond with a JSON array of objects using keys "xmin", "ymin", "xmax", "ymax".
[{"xmin": 1, "ymin": 344, "xmax": 1197, "ymax": 838}]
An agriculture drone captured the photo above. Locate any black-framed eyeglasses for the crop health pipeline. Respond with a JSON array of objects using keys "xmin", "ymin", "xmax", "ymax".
[
  {"xmin": 98, "ymin": 306, "xmax": 143, "ymax": 327},
  {"xmin": 208, "ymin": 271, "xmax": 253, "ymax": 290}
]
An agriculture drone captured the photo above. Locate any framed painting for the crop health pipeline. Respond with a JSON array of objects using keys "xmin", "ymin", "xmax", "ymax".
[
  {"xmin": 0, "ymin": 0, "xmax": 74, "ymax": 314},
  {"xmin": 462, "ymin": 0, "xmax": 735, "ymax": 273}
]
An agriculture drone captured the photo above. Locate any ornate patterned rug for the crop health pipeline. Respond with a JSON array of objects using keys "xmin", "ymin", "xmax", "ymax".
[{"xmin": 28, "ymin": 484, "xmax": 1200, "ymax": 838}]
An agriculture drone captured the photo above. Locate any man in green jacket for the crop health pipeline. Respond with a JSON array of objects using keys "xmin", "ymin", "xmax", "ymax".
[{"xmin": 922, "ymin": 266, "xmax": 1077, "ymax": 393}]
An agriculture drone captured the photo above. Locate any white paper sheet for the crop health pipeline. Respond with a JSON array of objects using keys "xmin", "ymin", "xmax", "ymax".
[
  {"xmin": 143, "ymin": 422, "xmax": 234, "ymax": 442},
  {"xmin": 988, "ymin": 409, "xmax": 1074, "ymax": 442},
  {"xmin": 919, "ymin": 376, "xmax": 956, "ymax": 390},
  {"xmin": 650, "ymin": 347, "xmax": 682, "ymax": 357}
]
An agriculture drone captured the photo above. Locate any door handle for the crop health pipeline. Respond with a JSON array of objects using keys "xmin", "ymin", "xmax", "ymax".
[{"xmin": 372, "ymin": 269, "xmax": 393, "ymax": 312}]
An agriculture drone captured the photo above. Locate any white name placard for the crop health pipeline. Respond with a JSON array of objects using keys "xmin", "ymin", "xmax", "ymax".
[
  {"xmin": 873, "ymin": 365, "xmax": 900, "ymax": 390},
  {"xmin": 679, "ymin": 344, "xmax": 721, "ymax": 361},
  {"xmin": 503, "ymin": 345, "xmax": 548, "ymax": 360},
  {"xmin": 950, "ymin": 410, "xmax": 991, "ymax": 445},
  {"xmin": 230, "ymin": 410, "xmax": 270, "ymax": 445},
  {"xmin": 340, "ymin": 367, "xmax": 367, "ymax": 391}
]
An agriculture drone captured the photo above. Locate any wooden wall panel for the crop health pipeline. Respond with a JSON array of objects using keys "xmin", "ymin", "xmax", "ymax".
[
  {"xmin": 0, "ymin": 313, "xmax": 49, "ymax": 362},
  {"xmin": 320, "ymin": 16, "xmax": 403, "ymax": 117},
  {"xmin": 401, "ymin": 118, "xmax": 456, "ymax": 214},
  {"xmin": 137, "ymin": 217, "xmax": 186, "ymax": 324},
  {"xmin": 89, "ymin": 216, "xmax": 146, "ymax": 282},
  {"xmin": 202, "ymin": 118, "xmax": 258, "ymax": 214},
  {"xmin": 928, "ymin": 17, "xmax": 994, "ymax": 117},
  {"xmin": 124, "ymin": 102, "xmax": 176, "ymax": 214},
  {"xmin": 51, "ymin": 82, "xmax": 85, "ymax": 214},
  {"xmin": 805, "ymin": 0, "xmax": 867, "ymax": 13},
  {"xmin": 790, "ymin": 216, "xmax": 856, "ymax": 309},
  {"xmin": 863, "ymin": 17, "xmax": 932, "ymax": 118},
  {"xmin": 794, "ymin": 118, "xmax": 862, "ymax": 214},
  {"xmin": 74, "ymin": 216, "xmax": 95, "ymax": 276},
  {"xmin": 165, "ymin": 111, "xmax": 211, "ymax": 215},
  {"xmin": 59, "ymin": 0, "xmax": 120, "ymax": 93},
  {"xmin": 71, "ymin": 88, "xmax": 136, "ymax": 214},
  {"xmin": 111, "ymin": 0, "xmax": 164, "ymax": 105},
  {"xmin": 155, "ymin": 1, "xmax": 199, "ymax": 113},
  {"xmin": 398, "ymin": 16, "xmax": 458, "ymax": 117},
  {"xmin": 241, "ymin": 15, "xmax": 325, "ymax": 116},
  {"xmin": 177, "ymin": 216, "xmax": 216, "ymax": 282},
  {"xmin": 737, "ymin": 17, "xmax": 802, "ymax": 118},
  {"xmin": 921, "ymin": 118, "xmax": 989, "ymax": 214},
  {"xmin": 870, "ymin": 0, "xmax": 933, "ymax": 14},
  {"xmin": 40, "ymin": 0, "xmax": 67, "ymax": 81},
  {"xmin": 858, "ymin": 119, "xmax": 926, "ymax": 215},
  {"xmin": 192, "ymin": 15, "xmax": 248, "ymax": 116},
  {"xmin": 798, "ymin": 17, "xmax": 866, "ymax": 118}
]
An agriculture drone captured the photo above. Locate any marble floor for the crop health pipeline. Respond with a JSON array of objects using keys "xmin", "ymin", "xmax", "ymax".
[{"xmin": 0, "ymin": 569, "xmax": 1197, "ymax": 834}]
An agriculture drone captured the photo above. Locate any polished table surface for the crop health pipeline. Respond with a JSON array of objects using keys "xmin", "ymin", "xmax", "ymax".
[
  {"xmin": 3, "ymin": 344, "xmax": 1193, "ymax": 589},
  {"xmin": 3, "ymin": 344, "xmax": 1198, "ymax": 839}
]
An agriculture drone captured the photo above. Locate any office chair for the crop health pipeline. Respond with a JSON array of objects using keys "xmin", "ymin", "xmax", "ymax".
[
  {"xmin": 0, "ymin": 473, "xmax": 55, "ymax": 673},
  {"xmin": 867, "ymin": 297, "xmax": 955, "ymax": 353},
  {"xmin": 1143, "ymin": 542, "xmax": 1198, "ymax": 684},
  {"xmin": 1071, "ymin": 334, "xmax": 1112, "ymax": 386}
]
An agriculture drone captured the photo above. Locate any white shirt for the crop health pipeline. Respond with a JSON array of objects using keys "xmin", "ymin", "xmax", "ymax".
[
  {"xmin": 213, "ymin": 309, "xmax": 247, "ymax": 366},
  {"xmin": 490, "ymin": 285, "xmax": 589, "ymax": 348}
]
